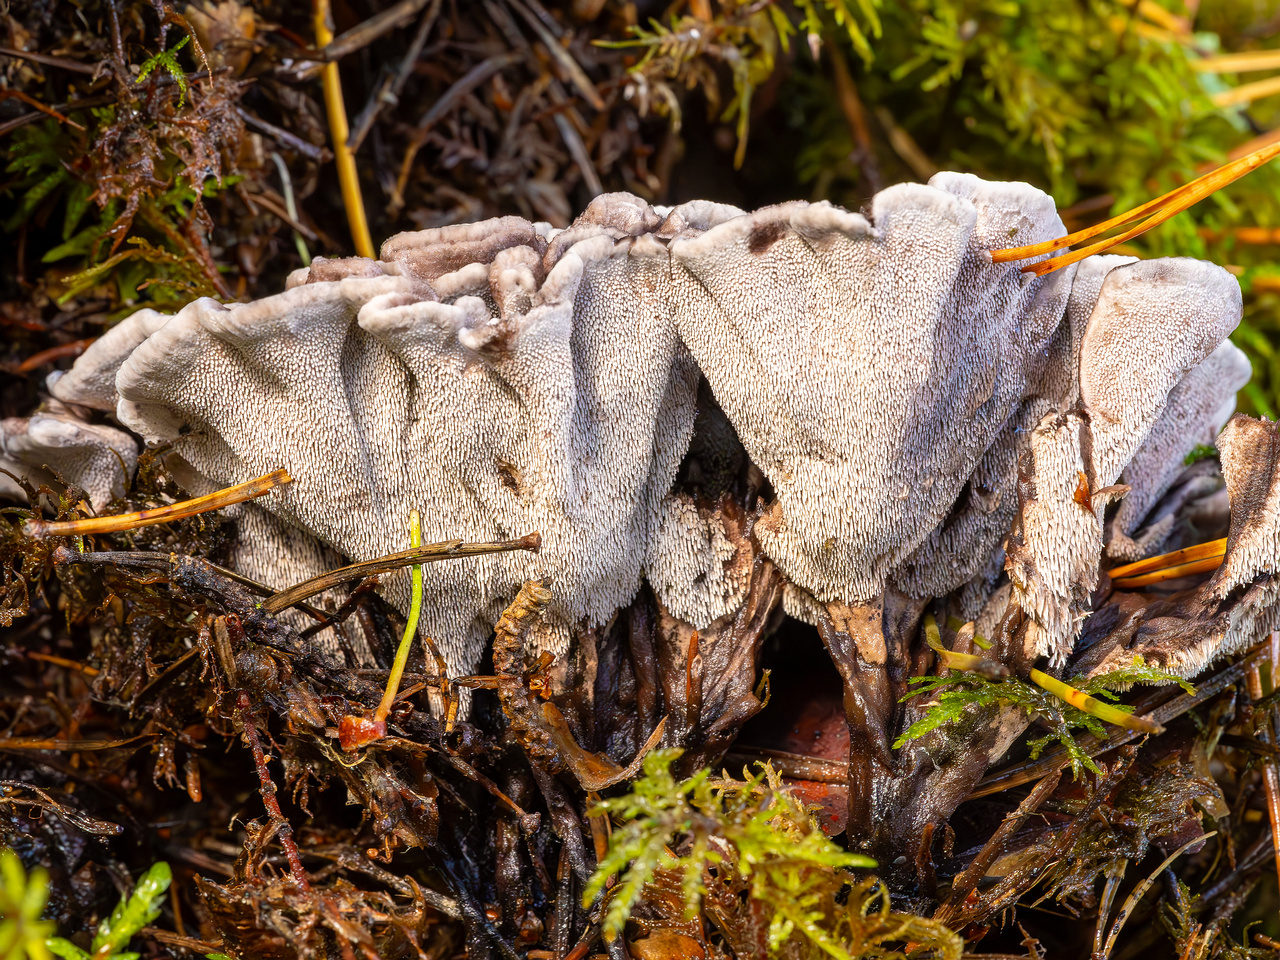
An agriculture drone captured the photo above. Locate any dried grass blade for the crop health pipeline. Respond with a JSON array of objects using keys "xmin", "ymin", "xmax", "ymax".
[
  {"xmin": 1100, "ymin": 832, "xmax": 1216, "ymax": 958},
  {"xmin": 0, "ymin": 735, "xmax": 156, "ymax": 751}
]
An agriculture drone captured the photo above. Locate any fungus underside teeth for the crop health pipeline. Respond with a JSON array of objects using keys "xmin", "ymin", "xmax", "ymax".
[
  {"xmin": 21, "ymin": 468, "xmax": 293, "ymax": 537},
  {"xmin": 1109, "ymin": 537, "xmax": 1227, "ymax": 587},
  {"xmin": 991, "ymin": 138, "xmax": 1280, "ymax": 276},
  {"xmin": 1029, "ymin": 668, "xmax": 1164, "ymax": 735}
]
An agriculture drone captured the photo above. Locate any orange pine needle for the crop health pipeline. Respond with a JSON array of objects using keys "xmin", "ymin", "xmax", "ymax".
[
  {"xmin": 992, "ymin": 140, "xmax": 1280, "ymax": 276},
  {"xmin": 1109, "ymin": 538, "xmax": 1227, "ymax": 587},
  {"xmin": 26, "ymin": 652, "xmax": 100, "ymax": 676},
  {"xmin": 23, "ymin": 469, "xmax": 292, "ymax": 538},
  {"xmin": 1111, "ymin": 556, "xmax": 1225, "ymax": 588}
]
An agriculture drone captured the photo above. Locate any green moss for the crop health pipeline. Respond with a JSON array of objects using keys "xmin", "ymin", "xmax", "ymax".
[
  {"xmin": 897, "ymin": 656, "xmax": 1193, "ymax": 777},
  {"xmin": 584, "ymin": 750, "xmax": 962, "ymax": 959}
]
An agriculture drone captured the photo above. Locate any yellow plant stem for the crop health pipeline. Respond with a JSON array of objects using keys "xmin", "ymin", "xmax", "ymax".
[
  {"xmin": 1109, "ymin": 537, "xmax": 1226, "ymax": 587},
  {"xmin": 991, "ymin": 140, "xmax": 1280, "ymax": 276},
  {"xmin": 924, "ymin": 614, "xmax": 1008, "ymax": 678},
  {"xmin": 1194, "ymin": 49, "xmax": 1280, "ymax": 73},
  {"xmin": 1213, "ymin": 75, "xmax": 1280, "ymax": 108},
  {"xmin": 923, "ymin": 614, "xmax": 984, "ymax": 672},
  {"xmin": 314, "ymin": 0, "xmax": 374, "ymax": 258},
  {"xmin": 23, "ymin": 469, "xmax": 291, "ymax": 537},
  {"xmin": 947, "ymin": 614, "xmax": 992, "ymax": 649},
  {"xmin": 1029, "ymin": 668, "xmax": 1163, "ymax": 735},
  {"xmin": 374, "ymin": 508, "xmax": 423, "ymax": 724}
]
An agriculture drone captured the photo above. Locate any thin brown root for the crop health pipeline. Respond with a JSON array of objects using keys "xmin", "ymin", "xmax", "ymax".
[
  {"xmin": 1247, "ymin": 634, "xmax": 1280, "ymax": 906},
  {"xmin": 236, "ymin": 690, "xmax": 312, "ymax": 891}
]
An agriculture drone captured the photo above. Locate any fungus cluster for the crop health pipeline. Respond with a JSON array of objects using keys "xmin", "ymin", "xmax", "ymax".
[{"xmin": 5, "ymin": 172, "xmax": 1275, "ymax": 861}]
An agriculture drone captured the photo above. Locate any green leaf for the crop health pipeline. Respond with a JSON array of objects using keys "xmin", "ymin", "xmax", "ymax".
[
  {"xmin": 3, "ymin": 168, "xmax": 68, "ymax": 232},
  {"xmin": 0, "ymin": 849, "xmax": 55, "ymax": 960},
  {"xmin": 61, "ymin": 182, "xmax": 95, "ymax": 242}
]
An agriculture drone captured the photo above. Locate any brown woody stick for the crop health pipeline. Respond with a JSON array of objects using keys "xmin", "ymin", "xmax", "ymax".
[{"xmin": 261, "ymin": 531, "xmax": 541, "ymax": 614}]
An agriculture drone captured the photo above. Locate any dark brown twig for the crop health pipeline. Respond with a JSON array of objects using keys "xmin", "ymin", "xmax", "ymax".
[
  {"xmin": 934, "ymin": 768, "xmax": 1063, "ymax": 923},
  {"xmin": 322, "ymin": 0, "xmax": 435, "ymax": 62},
  {"xmin": 956, "ymin": 748, "xmax": 1136, "ymax": 926},
  {"xmin": 347, "ymin": 0, "xmax": 442, "ymax": 151},
  {"xmin": 261, "ymin": 531, "xmax": 541, "ymax": 614},
  {"xmin": 236, "ymin": 107, "xmax": 330, "ymax": 161},
  {"xmin": 0, "ymin": 45, "xmax": 98, "ymax": 74},
  {"xmin": 505, "ymin": 0, "xmax": 603, "ymax": 110}
]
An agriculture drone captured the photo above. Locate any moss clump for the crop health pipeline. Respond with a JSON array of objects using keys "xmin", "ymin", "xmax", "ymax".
[{"xmin": 585, "ymin": 749, "xmax": 960, "ymax": 959}]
